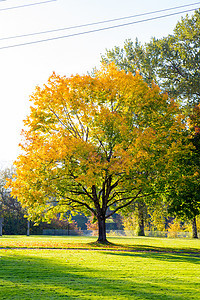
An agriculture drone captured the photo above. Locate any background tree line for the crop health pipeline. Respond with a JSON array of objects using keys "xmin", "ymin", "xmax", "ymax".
[
  {"xmin": 0, "ymin": 168, "xmax": 82, "ymax": 235},
  {"xmin": 1, "ymin": 165, "xmax": 199, "ymax": 236}
]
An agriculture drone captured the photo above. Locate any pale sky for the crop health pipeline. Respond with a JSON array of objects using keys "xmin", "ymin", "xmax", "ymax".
[{"xmin": 0, "ymin": 0, "xmax": 199, "ymax": 164}]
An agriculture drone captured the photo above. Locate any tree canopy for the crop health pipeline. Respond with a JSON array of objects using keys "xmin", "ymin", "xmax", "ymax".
[{"xmin": 8, "ymin": 64, "xmax": 189, "ymax": 242}]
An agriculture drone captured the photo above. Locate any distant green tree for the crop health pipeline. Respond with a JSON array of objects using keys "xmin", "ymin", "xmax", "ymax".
[
  {"xmin": 0, "ymin": 168, "xmax": 79, "ymax": 235},
  {"xmin": 121, "ymin": 200, "xmax": 147, "ymax": 236},
  {"xmin": 147, "ymin": 10, "xmax": 200, "ymax": 109},
  {"xmin": 165, "ymin": 105, "xmax": 200, "ymax": 238},
  {"xmin": 102, "ymin": 9, "xmax": 200, "ymax": 109},
  {"xmin": 102, "ymin": 38, "xmax": 156, "ymax": 86}
]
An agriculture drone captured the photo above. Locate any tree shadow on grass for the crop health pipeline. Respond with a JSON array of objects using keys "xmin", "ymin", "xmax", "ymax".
[
  {"xmin": 0, "ymin": 250, "xmax": 197, "ymax": 300},
  {"xmin": 102, "ymin": 250, "xmax": 200, "ymax": 265},
  {"xmin": 98, "ymin": 241, "xmax": 200, "ymax": 255}
]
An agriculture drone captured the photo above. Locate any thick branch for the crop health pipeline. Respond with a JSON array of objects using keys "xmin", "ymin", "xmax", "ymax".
[
  {"xmin": 107, "ymin": 186, "xmax": 138, "ymax": 204},
  {"xmin": 69, "ymin": 170, "xmax": 93, "ymax": 201},
  {"xmin": 62, "ymin": 197, "xmax": 96, "ymax": 216},
  {"xmin": 106, "ymin": 189, "xmax": 142, "ymax": 218},
  {"xmin": 92, "ymin": 185, "xmax": 100, "ymax": 213},
  {"xmin": 110, "ymin": 178, "xmax": 120, "ymax": 191},
  {"xmin": 108, "ymin": 195, "xmax": 137, "ymax": 208},
  {"xmin": 95, "ymin": 134, "xmax": 108, "ymax": 157}
]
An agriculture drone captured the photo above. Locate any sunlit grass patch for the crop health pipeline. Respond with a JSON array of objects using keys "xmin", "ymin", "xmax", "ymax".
[
  {"xmin": 0, "ymin": 235, "xmax": 200, "ymax": 253},
  {"xmin": 0, "ymin": 248, "xmax": 199, "ymax": 299}
]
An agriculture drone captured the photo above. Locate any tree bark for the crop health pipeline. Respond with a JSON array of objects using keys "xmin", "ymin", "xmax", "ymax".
[
  {"xmin": 136, "ymin": 202, "xmax": 145, "ymax": 236},
  {"xmin": 192, "ymin": 216, "xmax": 198, "ymax": 239},
  {"xmin": 97, "ymin": 215, "xmax": 108, "ymax": 243},
  {"xmin": 27, "ymin": 220, "xmax": 30, "ymax": 236}
]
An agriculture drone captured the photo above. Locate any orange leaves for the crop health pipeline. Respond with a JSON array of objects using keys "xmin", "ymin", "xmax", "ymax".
[
  {"xmin": 188, "ymin": 104, "xmax": 200, "ymax": 136},
  {"xmin": 7, "ymin": 62, "xmax": 190, "ymax": 223}
]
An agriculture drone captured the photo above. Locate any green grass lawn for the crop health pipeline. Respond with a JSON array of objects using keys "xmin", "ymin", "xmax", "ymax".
[
  {"xmin": 0, "ymin": 236, "xmax": 200, "ymax": 299},
  {"xmin": 0, "ymin": 235, "xmax": 200, "ymax": 252}
]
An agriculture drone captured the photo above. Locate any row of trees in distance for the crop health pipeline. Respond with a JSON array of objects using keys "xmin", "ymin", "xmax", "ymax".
[{"xmin": 1, "ymin": 166, "xmax": 198, "ymax": 236}]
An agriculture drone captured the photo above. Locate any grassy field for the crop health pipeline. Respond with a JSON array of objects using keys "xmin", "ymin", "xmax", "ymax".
[
  {"xmin": 0, "ymin": 236, "xmax": 200, "ymax": 299},
  {"xmin": 0, "ymin": 235, "xmax": 200, "ymax": 252}
]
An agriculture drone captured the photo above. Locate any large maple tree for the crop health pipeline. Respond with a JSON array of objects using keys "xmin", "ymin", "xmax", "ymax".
[{"xmin": 8, "ymin": 64, "xmax": 189, "ymax": 242}]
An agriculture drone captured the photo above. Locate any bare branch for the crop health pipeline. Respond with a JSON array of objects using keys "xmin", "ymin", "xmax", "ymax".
[{"xmin": 48, "ymin": 106, "xmax": 68, "ymax": 130}]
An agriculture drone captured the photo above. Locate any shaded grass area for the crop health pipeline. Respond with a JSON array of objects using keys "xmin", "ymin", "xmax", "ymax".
[
  {"xmin": 0, "ymin": 235, "xmax": 200, "ymax": 254},
  {"xmin": 0, "ymin": 248, "xmax": 199, "ymax": 299}
]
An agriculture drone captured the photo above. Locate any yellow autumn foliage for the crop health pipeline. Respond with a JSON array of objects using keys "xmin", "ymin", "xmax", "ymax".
[{"xmin": 7, "ymin": 63, "xmax": 190, "ymax": 230}]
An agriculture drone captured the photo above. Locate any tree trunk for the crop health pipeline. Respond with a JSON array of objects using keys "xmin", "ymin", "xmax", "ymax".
[
  {"xmin": 97, "ymin": 215, "xmax": 108, "ymax": 243},
  {"xmin": 192, "ymin": 216, "xmax": 198, "ymax": 239},
  {"xmin": 27, "ymin": 220, "xmax": 30, "ymax": 236},
  {"xmin": 136, "ymin": 202, "xmax": 145, "ymax": 236}
]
